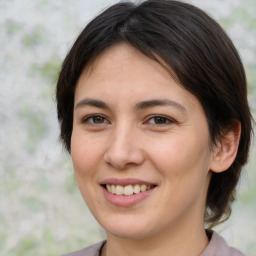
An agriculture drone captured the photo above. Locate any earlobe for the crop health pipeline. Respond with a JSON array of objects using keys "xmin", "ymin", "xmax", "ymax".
[{"xmin": 210, "ymin": 120, "xmax": 241, "ymax": 173}]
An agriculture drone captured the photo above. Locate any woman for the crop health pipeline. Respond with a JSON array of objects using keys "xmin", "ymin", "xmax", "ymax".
[{"xmin": 56, "ymin": 1, "xmax": 253, "ymax": 255}]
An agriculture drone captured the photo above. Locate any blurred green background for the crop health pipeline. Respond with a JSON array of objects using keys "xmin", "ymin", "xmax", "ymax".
[{"xmin": 0, "ymin": 0, "xmax": 255, "ymax": 255}]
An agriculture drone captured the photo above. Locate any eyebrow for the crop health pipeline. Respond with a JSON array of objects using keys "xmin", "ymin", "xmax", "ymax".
[
  {"xmin": 75, "ymin": 98, "xmax": 186, "ymax": 112},
  {"xmin": 75, "ymin": 98, "xmax": 110, "ymax": 110},
  {"xmin": 135, "ymin": 99, "xmax": 187, "ymax": 112}
]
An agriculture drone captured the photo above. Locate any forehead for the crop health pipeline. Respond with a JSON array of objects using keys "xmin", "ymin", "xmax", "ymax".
[
  {"xmin": 78, "ymin": 44, "xmax": 170, "ymax": 93},
  {"xmin": 75, "ymin": 43, "xmax": 202, "ymax": 112},
  {"xmin": 82, "ymin": 43, "xmax": 173, "ymax": 83}
]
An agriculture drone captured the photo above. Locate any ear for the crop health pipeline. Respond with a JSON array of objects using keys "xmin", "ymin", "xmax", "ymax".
[{"xmin": 210, "ymin": 120, "xmax": 241, "ymax": 173}]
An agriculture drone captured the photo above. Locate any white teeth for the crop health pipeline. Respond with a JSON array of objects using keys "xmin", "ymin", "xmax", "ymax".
[
  {"xmin": 105, "ymin": 184, "xmax": 153, "ymax": 195},
  {"xmin": 133, "ymin": 184, "xmax": 141, "ymax": 194},
  {"xmin": 140, "ymin": 184, "xmax": 147, "ymax": 192},
  {"xmin": 115, "ymin": 185, "xmax": 124, "ymax": 195},
  {"xmin": 106, "ymin": 184, "xmax": 111, "ymax": 192},
  {"xmin": 111, "ymin": 184, "xmax": 116, "ymax": 194},
  {"xmin": 124, "ymin": 185, "xmax": 133, "ymax": 195}
]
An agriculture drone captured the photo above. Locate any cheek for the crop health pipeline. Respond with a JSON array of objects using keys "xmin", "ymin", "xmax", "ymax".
[
  {"xmin": 147, "ymin": 131, "xmax": 211, "ymax": 189},
  {"xmin": 149, "ymin": 134, "xmax": 207, "ymax": 167},
  {"xmin": 70, "ymin": 134, "xmax": 103, "ymax": 207},
  {"xmin": 70, "ymin": 133, "xmax": 102, "ymax": 177},
  {"xmin": 149, "ymin": 135, "xmax": 211, "ymax": 217}
]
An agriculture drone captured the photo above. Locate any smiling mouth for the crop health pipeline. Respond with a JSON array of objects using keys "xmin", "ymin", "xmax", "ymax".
[{"xmin": 103, "ymin": 184, "xmax": 156, "ymax": 196}]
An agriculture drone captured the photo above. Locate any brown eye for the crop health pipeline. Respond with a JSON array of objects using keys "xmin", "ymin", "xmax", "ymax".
[
  {"xmin": 83, "ymin": 115, "xmax": 109, "ymax": 125},
  {"xmin": 92, "ymin": 116, "xmax": 105, "ymax": 124},
  {"xmin": 154, "ymin": 117, "xmax": 168, "ymax": 124},
  {"xmin": 147, "ymin": 115, "xmax": 173, "ymax": 125}
]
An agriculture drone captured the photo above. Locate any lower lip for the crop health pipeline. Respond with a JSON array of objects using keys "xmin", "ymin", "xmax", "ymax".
[{"xmin": 102, "ymin": 186, "xmax": 156, "ymax": 207}]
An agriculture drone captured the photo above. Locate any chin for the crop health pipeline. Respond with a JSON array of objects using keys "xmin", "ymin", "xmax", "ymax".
[
  {"xmin": 108, "ymin": 227, "xmax": 154, "ymax": 240},
  {"xmin": 98, "ymin": 216, "xmax": 159, "ymax": 240}
]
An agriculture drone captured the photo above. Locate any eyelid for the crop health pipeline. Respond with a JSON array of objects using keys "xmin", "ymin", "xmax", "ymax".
[
  {"xmin": 144, "ymin": 114, "xmax": 175, "ymax": 125},
  {"xmin": 80, "ymin": 114, "xmax": 175, "ymax": 126},
  {"xmin": 82, "ymin": 114, "xmax": 110, "ymax": 125}
]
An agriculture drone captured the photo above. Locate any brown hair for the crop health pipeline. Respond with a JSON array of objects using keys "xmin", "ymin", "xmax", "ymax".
[{"xmin": 56, "ymin": 0, "xmax": 253, "ymax": 227}]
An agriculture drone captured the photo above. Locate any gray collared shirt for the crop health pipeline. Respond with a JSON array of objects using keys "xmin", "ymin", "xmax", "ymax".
[{"xmin": 61, "ymin": 231, "xmax": 245, "ymax": 256}]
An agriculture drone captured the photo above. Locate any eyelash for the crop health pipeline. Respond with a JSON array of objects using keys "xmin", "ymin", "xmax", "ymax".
[
  {"xmin": 82, "ymin": 115, "xmax": 110, "ymax": 125},
  {"xmin": 145, "ymin": 115, "xmax": 174, "ymax": 126},
  {"xmin": 82, "ymin": 114, "xmax": 174, "ymax": 127}
]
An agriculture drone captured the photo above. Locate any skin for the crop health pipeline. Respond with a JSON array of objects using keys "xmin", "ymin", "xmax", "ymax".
[{"xmin": 71, "ymin": 43, "xmax": 240, "ymax": 256}]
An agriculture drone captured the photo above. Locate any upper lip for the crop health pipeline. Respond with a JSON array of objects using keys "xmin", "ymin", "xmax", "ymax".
[{"xmin": 100, "ymin": 178, "xmax": 156, "ymax": 186}]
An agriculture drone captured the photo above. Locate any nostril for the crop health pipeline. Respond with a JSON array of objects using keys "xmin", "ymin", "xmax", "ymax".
[{"xmin": 103, "ymin": 143, "xmax": 145, "ymax": 169}]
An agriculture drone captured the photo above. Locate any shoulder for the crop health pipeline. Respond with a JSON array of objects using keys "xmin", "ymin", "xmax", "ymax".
[
  {"xmin": 61, "ymin": 240, "xmax": 106, "ymax": 256},
  {"xmin": 201, "ymin": 230, "xmax": 245, "ymax": 256}
]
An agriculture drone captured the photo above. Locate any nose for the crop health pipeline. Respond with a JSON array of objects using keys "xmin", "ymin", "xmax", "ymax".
[{"xmin": 103, "ymin": 126, "xmax": 145, "ymax": 170}]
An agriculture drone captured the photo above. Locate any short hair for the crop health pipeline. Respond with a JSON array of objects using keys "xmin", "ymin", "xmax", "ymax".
[{"xmin": 56, "ymin": 0, "xmax": 253, "ymax": 227}]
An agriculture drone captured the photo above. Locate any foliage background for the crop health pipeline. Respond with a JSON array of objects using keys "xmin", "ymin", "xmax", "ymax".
[{"xmin": 0, "ymin": 0, "xmax": 255, "ymax": 255}]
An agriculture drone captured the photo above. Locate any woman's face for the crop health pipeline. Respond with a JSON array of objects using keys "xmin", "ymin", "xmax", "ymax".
[{"xmin": 71, "ymin": 43, "xmax": 215, "ymax": 240}]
